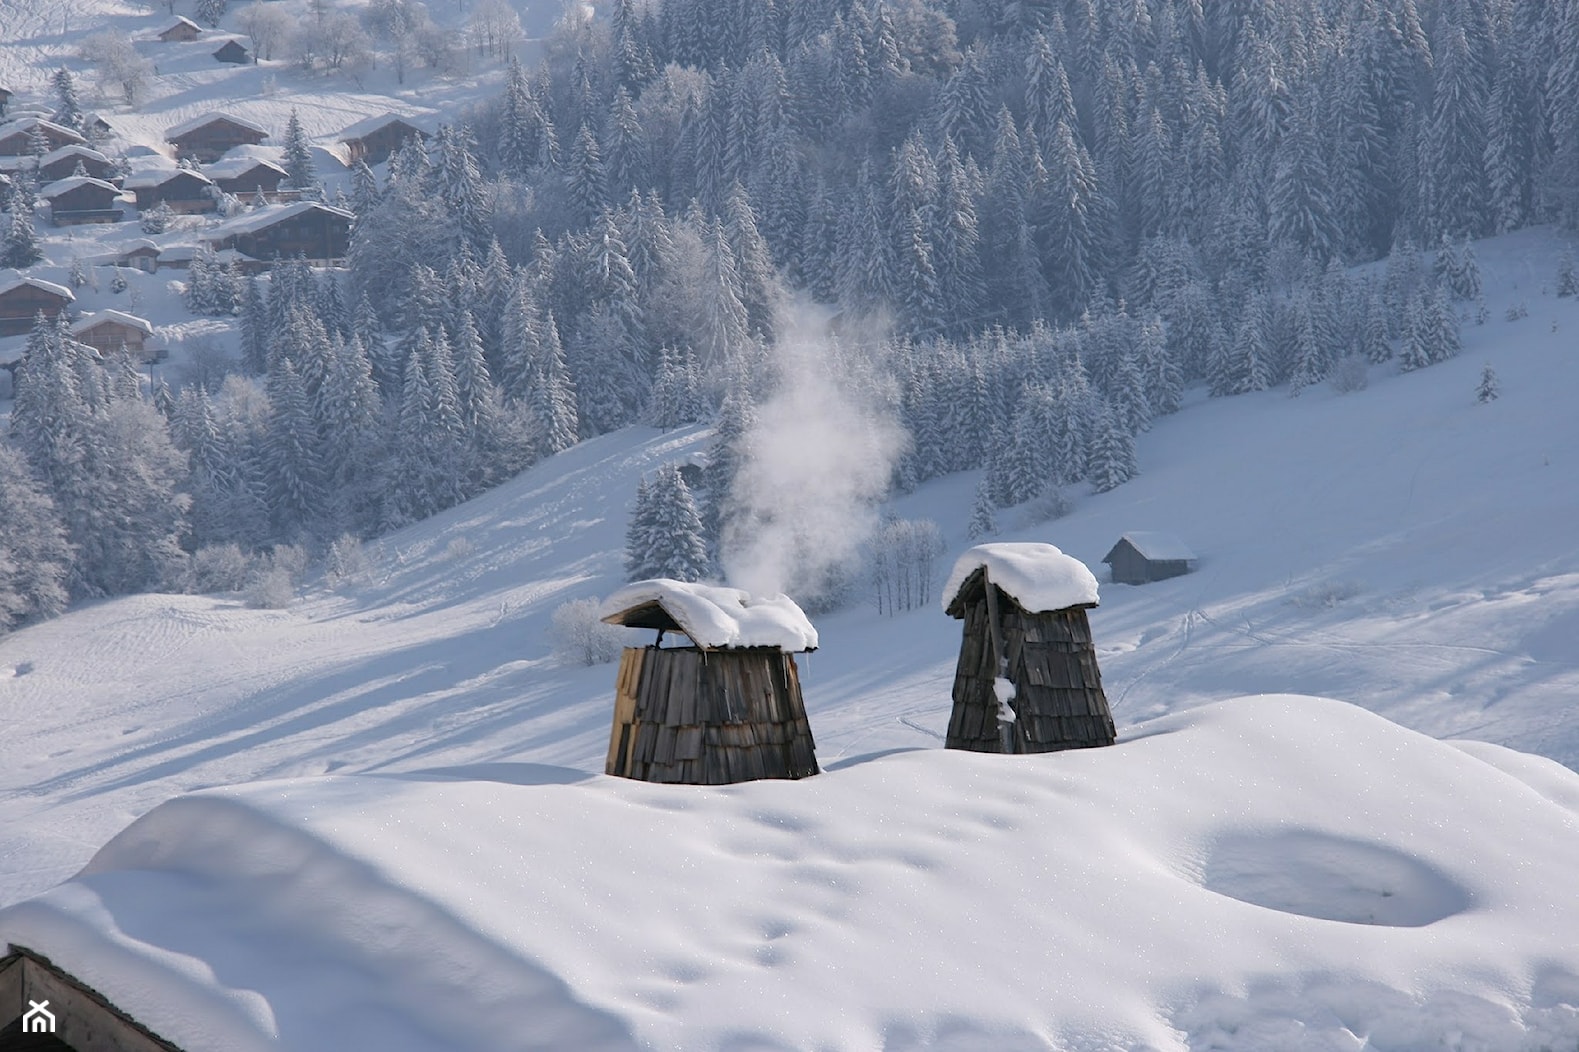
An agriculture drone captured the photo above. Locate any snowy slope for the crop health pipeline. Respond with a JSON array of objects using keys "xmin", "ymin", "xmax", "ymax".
[
  {"xmin": 4, "ymin": 696, "xmax": 1579, "ymax": 1051},
  {"xmin": 0, "ymin": 227, "xmax": 1577, "ymax": 1046}
]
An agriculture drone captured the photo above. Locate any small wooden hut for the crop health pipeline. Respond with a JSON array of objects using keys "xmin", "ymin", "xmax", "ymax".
[
  {"xmin": 1102, "ymin": 532, "xmax": 1198, "ymax": 585},
  {"xmin": 600, "ymin": 580, "xmax": 820, "ymax": 785},
  {"xmin": 2, "ymin": 945, "xmax": 184, "ymax": 1050},
  {"xmin": 942, "ymin": 543, "xmax": 1116, "ymax": 754}
]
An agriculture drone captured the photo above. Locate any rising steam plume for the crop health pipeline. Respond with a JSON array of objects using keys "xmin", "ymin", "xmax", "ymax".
[{"xmin": 720, "ymin": 308, "xmax": 909, "ymax": 604}]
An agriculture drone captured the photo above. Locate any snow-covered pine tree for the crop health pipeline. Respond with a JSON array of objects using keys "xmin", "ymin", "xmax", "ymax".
[
  {"xmin": 646, "ymin": 463, "xmax": 710, "ymax": 581},
  {"xmin": 966, "ymin": 477, "xmax": 997, "ymax": 540},
  {"xmin": 264, "ymin": 358, "xmax": 326, "ymax": 538},
  {"xmin": 1087, "ymin": 400, "xmax": 1138, "ymax": 493},
  {"xmin": 2, "ymin": 186, "xmax": 43, "ymax": 268},
  {"xmin": 623, "ymin": 477, "xmax": 656, "ymax": 581},
  {"xmin": 1399, "ymin": 291, "xmax": 1433, "ymax": 372},
  {"xmin": 1476, "ymin": 364, "xmax": 1500, "ymax": 403},
  {"xmin": 532, "ymin": 311, "xmax": 579, "ymax": 457},
  {"xmin": 0, "ymin": 443, "xmax": 70, "ymax": 633},
  {"xmin": 52, "ymin": 68, "xmax": 83, "ymax": 132},
  {"xmin": 1559, "ymin": 252, "xmax": 1579, "ymax": 298},
  {"xmin": 282, "ymin": 109, "xmax": 318, "ymax": 196},
  {"xmin": 195, "ymin": 0, "xmax": 226, "ymax": 28}
]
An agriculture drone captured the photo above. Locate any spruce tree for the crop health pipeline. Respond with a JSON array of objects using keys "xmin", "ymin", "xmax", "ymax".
[
  {"xmin": 966, "ymin": 477, "xmax": 997, "ymax": 540},
  {"xmin": 641, "ymin": 464, "xmax": 712, "ymax": 582},
  {"xmin": 282, "ymin": 109, "xmax": 318, "ymax": 196},
  {"xmin": 0, "ymin": 444, "xmax": 70, "ymax": 633},
  {"xmin": 1476, "ymin": 364, "xmax": 1500, "ymax": 403},
  {"xmin": 3, "ymin": 186, "xmax": 43, "ymax": 268},
  {"xmin": 1087, "ymin": 401, "xmax": 1138, "ymax": 493}
]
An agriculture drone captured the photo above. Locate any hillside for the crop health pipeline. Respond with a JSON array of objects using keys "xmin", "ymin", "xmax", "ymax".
[{"xmin": 3, "ymin": 230, "xmax": 1577, "ymax": 912}]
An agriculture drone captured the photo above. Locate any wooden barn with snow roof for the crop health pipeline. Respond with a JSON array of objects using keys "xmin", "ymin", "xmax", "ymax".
[
  {"xmin": 1102, "ymin": 532, "xmax": 1198, "ymax": 585},
  {"xmin": 600, "ymin": 580, "xmax": 820, "ymax": 785},
  {"xmin": 0, "ymin": 276, "xmax": 73, "ymax": 337},
  {"xmin": 163, "ymin": 113, "xmax": 268, "ymax": 162},
  {"xmin": 942, "ymin": 543, "xmax": 1116, "ymax": 754}
]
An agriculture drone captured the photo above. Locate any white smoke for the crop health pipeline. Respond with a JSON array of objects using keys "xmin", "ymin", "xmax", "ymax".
[{"xmin": 720, "ymin": 309, "xmax": 909, "ymax": 605}]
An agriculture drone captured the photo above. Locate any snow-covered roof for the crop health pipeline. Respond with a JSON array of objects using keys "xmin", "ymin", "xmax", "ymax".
[
  {"xmin": 165, "ymin": 111, "xmax": 269, "ymax": 140},
  {"xmin": 1109, "ymin": 531, "xmax": 1197, "ymax": 563},
  {"xmin": 38, "ymin": 176, "xmax": 121, "ymax": 199},
  {"xmin": 0, "ymin": 116, "xmax": 84, "ymax": 143},
  {"xmin": 40, "ymin": 144, "xmax": 109, "ymax": 166},
  {"xmin": 204, "ymin": 155, "xmax": 286, "ymax": 180},
  {"xmin": 123, "ymin": 166, "xmax": 213, "ymax": 189},
  {"xmin": 943, "ymin": 542, "xmax": 1101, "ymax": 617},
  {"xmin": 71, "ymin": 310, "xmax": 154, "ymax": 336},
  {"xmin": 0, "ymin": 274, "xmax": 74, "ymax": 301},
  {"xmin": 600, "ymin": 579, "xmax": 819, "ymax": 651},
  {"xmin": 337, "ymin": 112, "xmax": 428, "ymax": 141},
  {"xmin": 159, "ymin": 15, "xmax": 202, "ymax": 35},
  {"xmin": 207, "ymin": 200, "xmax": 352, "ymax": 239}
]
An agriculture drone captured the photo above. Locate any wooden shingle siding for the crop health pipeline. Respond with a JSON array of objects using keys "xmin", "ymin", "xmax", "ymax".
[
  {"xmin": 607, "ymin": 647, "xmax": 818, "ymax": 785},
  {"xmin": 946, "ymin": 590, "xmax": 1115, "ymax": 754}
]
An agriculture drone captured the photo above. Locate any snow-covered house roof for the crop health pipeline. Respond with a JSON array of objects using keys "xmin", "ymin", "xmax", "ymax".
[
  {"xmin": 336, "ymin": 112, "xmax": 428, "ymax": 142},
  {"xmin": 40, "ymin": 144, "xmax": 110, "ymax": 168},
  {"xmin": 0, "ymin": 274, "xmax": 74, "ymax": 301},
  {"xmin": 164, "ymin": 111, "xmax": 269, "ymax": 140},
  {"xmin": 1113, "ymin": 532, "xmax": 1195, "ymax": 562},
  {"xmin": 71, "ymin": 310, "xmax": 154, "ymax": 337},
  {"xmin": 123, "ymin": 166, "xmax": 214, "ymax": 189},
  {"xmin": 38, "ymin": 176, "xmax": 122, "ymax": 200},
  {"xmin": 600, "ymin": 579, "xmax": 819, "ymax": 651},
  {"xmin": 205, "ymin": 200, "xmax": 352, "ymax": 239},
  {"xmin": 158, "ymin": 15, "xmax": 203, "ymax": 38},
  {"xmin": 0, "ymin": 116, "xmax": 85, "ymax": 148},
  {"xmin": 943, "ymin": 542, "xmax": 1100, "ymax": 617},
  {"xmin": 203, "ymin": 155, "xmax": 286, "ymax": 181}
]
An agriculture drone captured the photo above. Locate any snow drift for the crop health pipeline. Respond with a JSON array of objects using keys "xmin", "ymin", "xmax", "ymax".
[{"xmin": 4, "ymin": 695, "xmax": 1579, "ymax": 1051}]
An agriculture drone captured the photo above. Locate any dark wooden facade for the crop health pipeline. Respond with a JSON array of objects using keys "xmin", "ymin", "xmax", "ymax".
[
  {"xmin": 211, "ymin": 203, "xmax": 351, "ymax": 263},
  {"xmin": 945, "ymin": 568, "xmax": 1115, "ymax": 753},
  {"xmin": 157, "ymin": 16, "xmax": 202, "ymax": 41},
  {"xmin": 165, "ymin": 117, "xmax": 268, "ymax": 162},
  {"xmin": 1101, "ymin": 536, "xmax": 1197, "ymax": 586},
  {"xmin": 36, "ymin": 147, "xmax": 116, "ymax": 184},
  {"xmin": 606, "ymin": 646, "xmax": 819, "ymax": 784},
  {"xmin": 2, "ymin": 946, "xmax": 184, "ymax": 1051},
  {"xmin": 339, "ymin": 117, "xmax": 426, "ymax": 166},
  {"xmin": 43, "ymin": 179, "xmax": 123, "ymax": 225},
  {"xmin": 212, "ymin": 39, "xmax": 250, "ymax": 64},
  {"xmin": 0, "ymin": 281, "xmax": 72, "ymax": 337},
  {"xmin": 209, "ymin": 159, "xmax": 285, "ymax": 196},
  {"xmin": 0, "ymin": 119, "xmax": 85, "ymax": 156},
  {"xmin": 132, "ymin": 171, "xmax": 215, "ymax": 213},
  {"xmin": 0, "ymin": 87, "xmax": 12, "ymax": 118}
]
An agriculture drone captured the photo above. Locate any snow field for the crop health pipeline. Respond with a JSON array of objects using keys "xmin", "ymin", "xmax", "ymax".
[{"xmin": 4, "ymin": 696, "xmax": 1579, "ymax": 1050}]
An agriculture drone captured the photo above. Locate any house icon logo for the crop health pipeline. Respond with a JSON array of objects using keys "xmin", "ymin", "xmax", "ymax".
[{"xmin": 22, "ymin": 998, "xmax": 56, "ymax": 1033}]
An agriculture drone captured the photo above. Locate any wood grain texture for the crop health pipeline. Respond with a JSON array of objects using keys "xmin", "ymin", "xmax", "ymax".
[{"xmin": 605, "ymin": 647, "xmax": 820, "ymax": 784}]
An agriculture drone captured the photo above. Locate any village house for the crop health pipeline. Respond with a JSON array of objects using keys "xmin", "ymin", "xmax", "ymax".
[
  {"xmin": 115, "ymin": 240, "xmax": 162, "ymax": 273},
  {"xmin": 337, "ymin": 113, "xmax": 427, "ymax": 166},
  {"xmin": 71, "ymin": 310, "xmax": 156, "ymax": 360},
  {"xmin": 0, "ymin": 85, "xmax": 13, "ymax": 119},
  {"xmin": 205, "ymin": 155, "xmax": 287, "ymax": 198},
  {"xmin": 0, "ymin": 116, "xmax": 87, "ymax": 156},
  {"xmin": 164, "ymin": 112, "xmax": 269, "ymax": 162},
  {"xmin": 212, "ymin": 39, "xmax": 251, "ymax": 64},
  {"xmin": 204, "ymin": 201, "xmax": 353, "ymax": 264},
  {"xmin": 0, "ymin": 275, "xmax": 74, "ymax": 337},
  {"xmin": 39, "ymin": 176, "xmax": 125, "ymax": 225},
  {"xmin": 1101, "ymin": 532, "xmax": 1199, "ymax": 585},
  {"xmin": 157, "ymin": 15, "xmax": 203, "ymax": 42},
  {"xmin": 12, "ymin": 144, "xmax": 120, "ymax": 184},
  {"xmin": 126, "ymin": 168, "xmax": 217, "ymax": 213}
]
